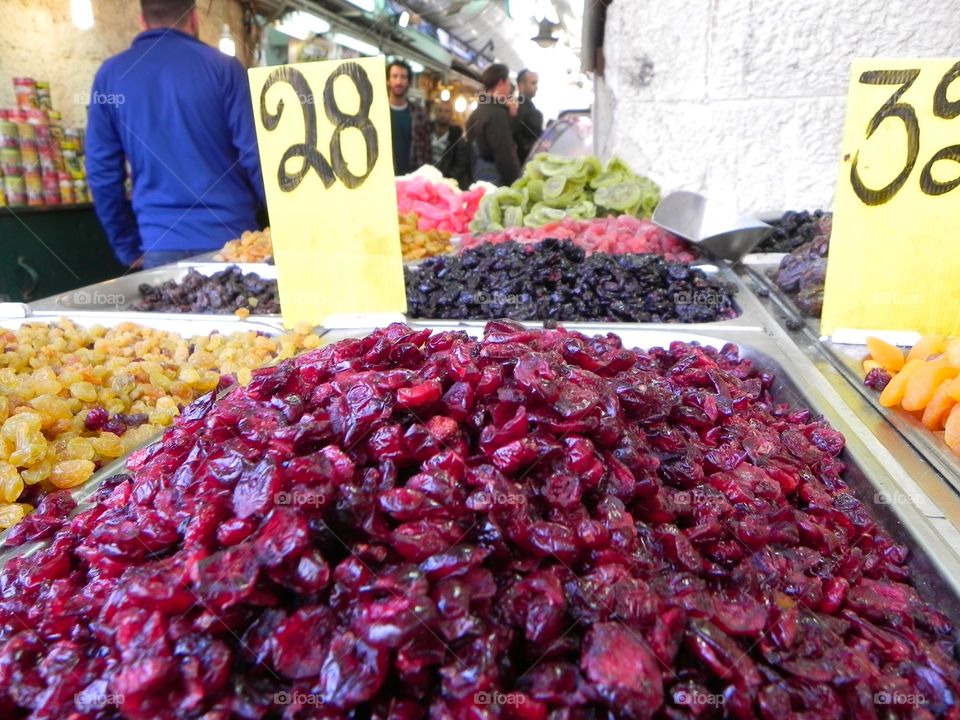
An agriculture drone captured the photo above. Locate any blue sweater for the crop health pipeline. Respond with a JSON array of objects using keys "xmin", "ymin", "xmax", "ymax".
[{"xmin": 86, "ymin": 28, "xmax": 266, "ymax": 266}]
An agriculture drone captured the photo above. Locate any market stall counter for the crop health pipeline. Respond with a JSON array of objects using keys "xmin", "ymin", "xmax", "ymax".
[{"xmin": 0, "ymin": 203, "xmax": 124, "ymax": 302}]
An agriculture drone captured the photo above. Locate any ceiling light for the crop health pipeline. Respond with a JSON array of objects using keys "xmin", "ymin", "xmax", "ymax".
[
  {"xmin": 332, "ymin": 32, "xmax": 379, "ymax": 56},
  {"xmin": 70, "ymin": 0, "xmax": 94, "ymax": 30},
  {"xmin": 454, "ymin": 96, "xmax": 467, "ymax": 113},
  {"xmin": 468, "ymin": 99, "xmax": 478, "ymax": 112},
  {"xmin": 531, "ymin": 18, "xmax": 559, "ymax": 48},
  {"xmin": 398, "ymin": 11, "xmax": 410, "ymax": 28},
  {"xmin": 439, "ymin": 88, "xmax": 451, "ymax": 102},
  {"xmin": 218, "ymin": 24, "xmax": 236, "ymax": 56},
  {"xmin": 408, "ymin": 60, "xmax": 425, "ymax": 73},
  {"xmin": 275, "ymin": 11, "xmax": 331, "ymax": 40},
  {"xmin": 344, "ymin": 0, "xmax": 376, "ymax": 11}
]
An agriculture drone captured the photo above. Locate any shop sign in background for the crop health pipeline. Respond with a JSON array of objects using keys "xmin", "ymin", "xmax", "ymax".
[
  {"xmin": 249, "ymin": 56, "xmax": 406, "ymax": 327},
  {"xmin": 823, "ymin": 57, "xmax": 960, "ymax": 339}
]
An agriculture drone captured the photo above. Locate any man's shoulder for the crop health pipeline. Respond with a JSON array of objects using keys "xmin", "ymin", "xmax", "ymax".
[{"xmin": 98, "ymin": 32, "xmax": 235, "ymax": 79}]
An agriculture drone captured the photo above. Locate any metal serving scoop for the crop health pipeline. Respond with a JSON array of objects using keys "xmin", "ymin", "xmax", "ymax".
[{"xmin": 652, "ymin": 190, "xmax": 773, "ymax": 263}]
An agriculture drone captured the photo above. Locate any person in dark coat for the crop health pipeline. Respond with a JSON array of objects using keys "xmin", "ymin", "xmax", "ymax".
[
  {"xmin": 429, "ymin": 101, "xmax": 471, "ymax": 189},
  {"xmin": 466, "ymin": 64, "xmax": 521, "ymax": 186},
  {"xmin": 513, "ymin": 69, "xmax": 543, "ymax": 164}
]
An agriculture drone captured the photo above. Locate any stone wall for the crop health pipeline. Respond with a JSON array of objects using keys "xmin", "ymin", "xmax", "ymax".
[
  {"xmin": 0, "ymin": 0, "xmax": 249, "ymax": 127},
  {"xmin": 593, "ymin": 0, "xmax": 960, "ymax": 212}
]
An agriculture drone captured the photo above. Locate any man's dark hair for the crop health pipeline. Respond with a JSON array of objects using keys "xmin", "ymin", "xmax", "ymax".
[
  {"xmin": 517, "ymin": 69, "xmax": 532, "ymax": 85},
  {"xmin": 387, "ymin": 60, "xmax": 413, "ymax": 82},
  {"xmin": 481, "ymin": 63, "xmax": 510, "ymax": 91},
  {"xmin": 141, "ymin": 0, "xmax": 196, "ymax": 26}
]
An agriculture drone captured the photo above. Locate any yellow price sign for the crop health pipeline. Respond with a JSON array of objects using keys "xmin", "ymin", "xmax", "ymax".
[
  {"xmin": 822, "ymin": 58, "xmax": 960, "ymax": 338},
  {"xmin": 248, "ymin": 56, "xmax": 406, "ymax": 327}
]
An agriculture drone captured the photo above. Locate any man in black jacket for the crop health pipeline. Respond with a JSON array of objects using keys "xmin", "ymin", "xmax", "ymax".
[
  {"xmin": 513, "ymin": 69, "xmax": 543, "ymax": 164},
  {"xmin": 430, "ymin": 101, "xmax": 471, "ymax": 189},
  {"xmin": 466, "ymin": 64, "xmax": 521, "ymax": 186}
]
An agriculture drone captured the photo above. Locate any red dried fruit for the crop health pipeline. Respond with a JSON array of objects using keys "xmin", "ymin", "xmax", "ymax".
[
  {"xmin": 0, "ymin": 322, "xmax": 956, "ymax": 719},
  {"xmin": 581, "ymin": 622, "xmax": 663, "ymax": 716}
]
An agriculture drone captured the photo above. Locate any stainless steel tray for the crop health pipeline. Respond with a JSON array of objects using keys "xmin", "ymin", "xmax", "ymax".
[
  {"xmin": 320, "ymin": 323, "xmax": 960, "ymax": 621},
  {"xmin": 405, "ymin": 263, "xmax": 768, "ymax": 331},
  {"xmin": 820, "ymin": 339, "xmax": 960, "ymax": 496},
  {"xmin": 29, "ymin": 265, "xmax": 284, "ymax": 326}
]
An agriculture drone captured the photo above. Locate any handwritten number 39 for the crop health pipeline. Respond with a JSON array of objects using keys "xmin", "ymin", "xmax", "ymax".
[
  {"xmin": 850, "ymin": 61, "xmax": 960, "ymax": 205},
  {"xmin": 259, "ymin": 63, "xmax": 379, "ymax": 192}
]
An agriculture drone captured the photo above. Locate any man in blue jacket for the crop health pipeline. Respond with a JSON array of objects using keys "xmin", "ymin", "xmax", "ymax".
[{"xmin": 87, "ymin": 0, "xmax": 265, "ymax": 269}]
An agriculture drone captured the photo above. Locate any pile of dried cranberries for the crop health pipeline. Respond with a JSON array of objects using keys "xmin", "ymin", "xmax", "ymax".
[{"xmin": 0, "ymin": 322, "xmax": 956, "ymax": 719}]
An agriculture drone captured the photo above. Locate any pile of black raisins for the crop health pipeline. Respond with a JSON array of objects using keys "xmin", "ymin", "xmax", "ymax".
[
  {"xmin": 135, "ymin": 266, "xmax": 280, "ymax": 314},
  {"xmin": 405, "ymin": 239, "xmax": 737, "ymax": 323},
  {"xmin": 755, "ymin": 210, "xmax": 830, "ymax": 253}
]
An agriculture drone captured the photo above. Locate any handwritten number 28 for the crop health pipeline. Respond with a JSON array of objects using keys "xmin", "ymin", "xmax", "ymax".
[
  {"xmin": 259, "ymin": 63, "xmax": 379, "ymax": 192},
  {"xmin": 850, "ymin": 61, "xmax": 960, "ymax": 205}
]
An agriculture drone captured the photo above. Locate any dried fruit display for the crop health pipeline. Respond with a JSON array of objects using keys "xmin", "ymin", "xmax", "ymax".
[
  {"xmin": 773, "ymin": 215, "xmax": 832, "ymax": 317},
  {"xmin": 0, "ymin": 319, "xmax": 322, "ymax": 528},
  {"xmin": 2, "ymin": 322, "xmax": 956, "ymax": 718},
  {"xmin": 755, "ymin": 210, "xmax": 830, "ymax": 253},
  {"xmin": 470, "ymin": 155, "xmax": 661, "ymax": 233},
  {"xmin": 406, "ymin": 239, "xmax": 736, "ymax": 323},
  {"xmin": 396, "ymin": 170, "xmax": 487, "ymax": 235},
  {"xmin": 459, "ymin": 215, "xmax": 698, "ymax": 263},
  {"xmin": 135, "ymin": 266, "xmax": 281, "ymax": 314},
  {"xmin": 865, "ymin": 334, "xmax": 960, "ymax": 453},
  {"xmin": 213, "ymin": 228, "xmax": 274, "ymax": 263},
  {"xmin": 400, "ymin": 212, "xmax": 453, "ymax": 262}
]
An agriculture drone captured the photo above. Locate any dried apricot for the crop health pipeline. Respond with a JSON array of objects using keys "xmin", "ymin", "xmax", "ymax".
[
  {"xmin": 879, "ymin": 359, "xmax": 924, "ymax": 408},
  {"xmin": 946, "ymin": 338, "xmax": 960, "ymax": 369},
  {"xmin": 862, "ymin": 359, "xmax": 882, "ymax": 374},
  {"xmin": 922, "ymin": 381, "xmax": 956, "ymax": 430},
  {"xmin": 902, "ymin": 359, "xmax": 959, "ymax": 412},
  {"xmin": 945, "ymin": 404, "xmax": 960, "ymax": 453},
  {"xmin": 866, "ymin": 337, "xmax": 905, "ymax": 372},
  {"xmin": 946, "ymin": 376, "xmax": 960, "ymax": 403},
  {"xmin": 906, "ymin": 334, "xmax": 946, "ymax": 363}
]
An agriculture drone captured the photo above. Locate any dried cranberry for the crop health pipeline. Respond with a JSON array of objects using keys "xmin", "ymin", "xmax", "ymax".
[{"xmin": 1, "ymin": 323, "xmax": 956, "ymax": 719}]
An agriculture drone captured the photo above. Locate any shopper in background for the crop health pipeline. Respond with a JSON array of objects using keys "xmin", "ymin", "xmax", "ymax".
[
  {"xmin": 387, "ymin": 60, "xmax": 431, "ymax": 176},
  {"xmin": 86, "ymin": 0, "xmax": 265, "ymax": 270},
  {"xmin": 513, "ymin": 69, "xmax": 543, "ymax": 164},
  {"xmin": 466, "ymin": 64, "xmax": 521, "ymax": 186},
  {"xmin": 430, "ymin": 101, "xmax": 471, "ymax": 190}
]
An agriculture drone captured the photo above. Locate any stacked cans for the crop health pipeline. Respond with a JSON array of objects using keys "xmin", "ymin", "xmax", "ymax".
[
  {"xmin": 0, "ymin": 110, "xmax": 25, "ymax": 206},
  {"xmin": 2, "ymin": 78, "xmax": 90, "ymax": 207}
]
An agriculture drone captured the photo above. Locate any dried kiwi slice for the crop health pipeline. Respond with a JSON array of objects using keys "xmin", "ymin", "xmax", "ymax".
[{"xmin": 594, "ymin": 183, "xmax": 644, "ymax": 213}]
